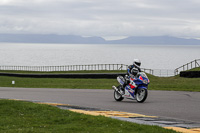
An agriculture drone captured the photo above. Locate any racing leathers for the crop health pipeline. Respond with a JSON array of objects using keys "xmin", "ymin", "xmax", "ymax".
[
  {"xmin": 122, "ymin": 65, "xmax": 141, "ymax": 90},
  {"xmin": 127, "ymin": 64, "xmax": 141, "ymax": 76}
]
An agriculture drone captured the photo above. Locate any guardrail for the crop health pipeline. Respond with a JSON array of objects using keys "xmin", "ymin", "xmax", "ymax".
[
  {"xmin": 0, "ymin": 73, "xmax": 127, "ymax": 79},
  {"xmin": 174, "ymin": 59, "xmax": 200, "ymax": 75}
]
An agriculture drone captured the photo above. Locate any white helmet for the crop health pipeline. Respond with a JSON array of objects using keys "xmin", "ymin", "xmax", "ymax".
[{"xmin": 133, "ymin": 59, "xmax": 141, "ymax": 68}]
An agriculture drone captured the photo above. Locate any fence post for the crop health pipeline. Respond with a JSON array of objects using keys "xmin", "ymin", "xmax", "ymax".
[
  {"xmin": 195, "ymin": 59, "xmax": 197, "ymax": 68},
  {"xmin": 197, "ymin": 59, "xmax": 200, "ymax": 67}
]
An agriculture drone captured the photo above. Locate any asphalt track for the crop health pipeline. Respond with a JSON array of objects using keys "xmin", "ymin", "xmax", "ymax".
[{"xmin": 0, "ymin": 87, "xmax": 200, "ymax": 123}]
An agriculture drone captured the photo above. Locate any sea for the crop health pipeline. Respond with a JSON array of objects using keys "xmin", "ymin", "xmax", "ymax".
[{"xmin": 0, "ymin": 43, "xmax": 200, "ymax": 71}]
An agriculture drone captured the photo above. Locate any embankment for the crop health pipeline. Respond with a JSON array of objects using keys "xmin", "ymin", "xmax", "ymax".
[{"xmin": 0, "ymin": 73, "xmax": 126, "ymax": 79}]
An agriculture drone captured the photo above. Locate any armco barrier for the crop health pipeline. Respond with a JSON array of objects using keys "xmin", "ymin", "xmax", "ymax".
[
  {"xmin": 0, "ymin": 73, "xmax": 126, "ymax": 79},
  {"xmin": 180, "ymin": 71, "xmax": 200, "ymax": 78}
]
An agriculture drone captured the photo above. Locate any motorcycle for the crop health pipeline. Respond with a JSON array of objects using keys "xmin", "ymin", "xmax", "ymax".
[{"xmin": 112, "ymin": 72, "xmax": 150, "ymax": 103}]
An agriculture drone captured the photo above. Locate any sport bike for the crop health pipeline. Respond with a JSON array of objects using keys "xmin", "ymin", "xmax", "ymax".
[{"xmin": 112, "ymin": 72, "xmax": 149, "ymax": 103}]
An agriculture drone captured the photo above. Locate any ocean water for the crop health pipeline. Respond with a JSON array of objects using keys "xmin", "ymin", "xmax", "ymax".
[{"xmin": 0, "ymin": 43, "xmax": 200, "ymax": 70}]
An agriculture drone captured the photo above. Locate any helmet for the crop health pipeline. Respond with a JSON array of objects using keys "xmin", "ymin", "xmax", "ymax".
[
  {"xmin": 133, "ymin": 59, "xmax": 141, "ymax": 68},
  {"xmin": 131, "ymin": 68, "xmax": 139, "ymax": 76}
]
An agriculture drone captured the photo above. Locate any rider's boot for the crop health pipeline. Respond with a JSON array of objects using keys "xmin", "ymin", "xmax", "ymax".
[
  {"xmin": 120, "ymin": 88, "xmax": 125, "ymax": 95},
  {"xmin": 119, "ymin": 84, "xmax": 124, "ymax": 94}
]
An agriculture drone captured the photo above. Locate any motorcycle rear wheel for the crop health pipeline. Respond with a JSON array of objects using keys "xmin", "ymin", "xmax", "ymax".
[
  {"xmin": 136, "ymin": 88, "xmax": 148, "ymax": 103},
  {"xmin": 114, "ymin": 90, "xmax": 124, "ymax": 101}
]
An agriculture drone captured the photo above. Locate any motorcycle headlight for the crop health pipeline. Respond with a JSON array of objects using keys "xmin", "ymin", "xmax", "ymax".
[{"xmin": 143, "ymin": 80, "xmax": 148, "ymax": 84}]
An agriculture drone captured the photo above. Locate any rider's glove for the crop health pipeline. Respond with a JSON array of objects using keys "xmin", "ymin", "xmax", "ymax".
[{"xmin": 125, "ymin": 75, "xmax": 129, "ymax": 80}]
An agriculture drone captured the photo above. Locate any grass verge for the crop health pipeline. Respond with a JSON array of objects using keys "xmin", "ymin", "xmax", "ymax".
[
  {"xmin": 0, "ymin": 76, "xmax": 116, "ymax": 89},
  {"xmin": 0, "ymin": 99, "xmax": 177, "ymax": 133},
  {"xmin": 0, "ymin": 70, "xmax": 200, "ymax": 91},
  {"xmin": 147, "ymin": 74, "xmax": 200, "ymax": 91}
]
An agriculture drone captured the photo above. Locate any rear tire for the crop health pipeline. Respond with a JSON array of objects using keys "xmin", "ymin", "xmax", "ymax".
[
  {"xmin": 114, "ymin": 90, "xmax": 124, "ymax": 101},
  {"xmin": 136, "ymin": 88, "xmax": 148, "ymax": 103}
]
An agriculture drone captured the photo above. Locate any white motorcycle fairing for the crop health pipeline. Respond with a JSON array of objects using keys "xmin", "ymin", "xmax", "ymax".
[{"xmin": 113, "ymin": 72, "xmax": 149, "ymax": 103}]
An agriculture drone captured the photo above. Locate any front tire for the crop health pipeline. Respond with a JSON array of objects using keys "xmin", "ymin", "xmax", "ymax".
[
  {"xmin": 136, "ymin": 88, "xmax": 148, "ymax": 103},
  {"xmin": 114, "ymin": 90, "xmax": 124, "ymax": 101}
]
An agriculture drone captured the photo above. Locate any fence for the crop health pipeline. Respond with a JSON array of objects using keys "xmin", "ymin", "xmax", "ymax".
[
  {"xmin": 0, "ymin": 64, "xmax": 128, "ymax": 72},
  {"xmin": 151, "ymin": 69, "xmax": 175, "ymax": 77},
  {"xmin": 174, "ymin": 59, "xmax": 200, "ymax": 75},
  {"xmin": 0, "ymin": 64, "xmax": 156, "ymax": 74}
]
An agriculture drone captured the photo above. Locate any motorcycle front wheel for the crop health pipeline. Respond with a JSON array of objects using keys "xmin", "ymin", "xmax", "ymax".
[
  {"xmin": 136, "ymin": 88, "xmax": 148, "ymax": 103},
  {"xmin": 114, "ymin": 90, "xmax": 124, "ymax": 101}
]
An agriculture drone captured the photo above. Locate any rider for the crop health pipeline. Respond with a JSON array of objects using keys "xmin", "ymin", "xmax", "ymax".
[
  {"xmin": 122, "ymin": 59, "xmax": 142, "ymax": 89},
  {"xmin": 127, "ymin": 59, "xmax": 141, "ymax": 76},
  {"xmin": 112, "ymin": 59, "xmax": 142, "ymax": 94}
]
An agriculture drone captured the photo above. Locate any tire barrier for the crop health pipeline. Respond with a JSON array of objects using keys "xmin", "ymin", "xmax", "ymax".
[
  {"xmin": 0, "ymin": 73, "xmax": 126, "ymax": 79},
  {"xmin": 180, "ymin": 71, "xmax": 200, "ymax": 78}
]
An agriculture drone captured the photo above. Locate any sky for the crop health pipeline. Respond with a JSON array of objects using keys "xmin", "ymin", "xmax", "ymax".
[{"xmin": 0, "ymin": 0, "xmax": 200, "ymax": 40}]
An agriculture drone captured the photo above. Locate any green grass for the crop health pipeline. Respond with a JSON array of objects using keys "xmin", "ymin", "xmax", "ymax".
[
  {"xmin": 187, "ymin": 67, "xmax": 200, "ymax": 71},
  {"xmin": 0, "ymin": 76, "xmax": 116, "ymax": 89},
  {"xmin": 0, "ymin": 99, "xmax": 177, "ymax": 133},
  {"xmin": 0, "ymin": 70, "xmax": 200, "ymax": 91},
  {"xmin": 147, "ymin": 74, "xmax": 200, "ymax": 91}
]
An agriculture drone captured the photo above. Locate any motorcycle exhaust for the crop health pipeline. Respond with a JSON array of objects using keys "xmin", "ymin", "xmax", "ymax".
[{"xmin": 112, "ymin": 86, "xmax": 123, "ymax": 95}]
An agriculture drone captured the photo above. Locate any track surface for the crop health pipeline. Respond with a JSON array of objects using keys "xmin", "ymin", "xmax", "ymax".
[{"xmin": 0, "ymin": 87, "xmax": 199, "ymax": 123}]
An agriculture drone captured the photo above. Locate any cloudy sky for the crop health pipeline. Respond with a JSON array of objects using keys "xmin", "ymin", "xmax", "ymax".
[{"xmin": 0, "ymin": 0, "xmax": 200, "ymax": 40}]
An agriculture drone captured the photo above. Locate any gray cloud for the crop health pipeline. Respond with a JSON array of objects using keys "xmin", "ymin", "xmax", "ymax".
[{"xmin": 0, "ymin": 0, "xmax": 200, "ymax": 39}]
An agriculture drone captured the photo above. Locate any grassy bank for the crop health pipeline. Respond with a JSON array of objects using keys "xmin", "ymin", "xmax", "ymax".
[
  {"xmin": 188, "ymin": 67, "xmax": 200, "ymax": 71},
  {"xmin": 0, "ymin": 70, "xmax": 200, "ymax": 91},
  {"xmin": 0, "ymin": 99, "xmax": 177, "ymax": 133},
  {"xmin": 147, "ymin": 74, "xmax": 200, "ymax": 91}
]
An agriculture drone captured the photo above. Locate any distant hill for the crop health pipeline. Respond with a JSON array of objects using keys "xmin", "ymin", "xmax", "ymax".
[
  {"xmin": 0, "ymin": 34, "xmax": 106, "ymax": 44},
  {"xmin": 108, "ymin": 36, "xmax": 200, "ymax": 45},
  {"xmin": 0, "ymin": 34, "xmax": 200, "ymax": 45}
]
